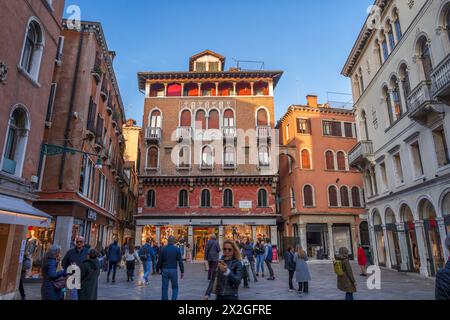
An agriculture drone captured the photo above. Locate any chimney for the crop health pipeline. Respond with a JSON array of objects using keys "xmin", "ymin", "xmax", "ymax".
[{"xmin": 306, "ymin": 95, "xmax": 318, "ymax": 108}]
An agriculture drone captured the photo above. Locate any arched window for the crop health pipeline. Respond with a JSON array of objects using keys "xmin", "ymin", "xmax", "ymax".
[
  {"xmin": 2, "ymin": 106, "xmax": 29, "ymax": 176},
  {"xmin": 149, "ymin": 109, "xmax": 162, "ymax": 128},
  {"xmin": 419, "ymin": 37, "xmax": 433, "ymax": 80},
  {"xmin": 375, "ymin": 40, "xmax": 383, "ymax": 66},
  {"xmin": 195, "ymin": 110, "xmax": 207, "ymax": 130},
  {"xmin": 381, "ymin": 34, "xmax": 389, "ymax": 60},
  {"xmin": 201, "ymin": 146, "xmax": 213, "ymax": 168},
  {"xmin": 387, "ymin": 21, "xmax": 395, "ymax": 50},
  {"xmin": 256, "ymin": 108, "xmax": 269, "ymax": 127},
  {"xmin": 167, "ymin": 83, "xmax": 182, "ymax": 96},
  {"xmin": 393, "ymin": 9, "xmax": 402, "ymax": 41},
  {"xmin": 340, "ymin": 186, "xmax": 350, "ymax": 207},
  {"xmin": 390, "ymin": 76, "xmax": 403, "ymax": 119},
  {"xmin": 301, "ymin": 149, "xmax": 312, "ymax": 169},
  {"xmin": 180, "ymin": 109, "xmax": 191, "ymax": 127},
  {"xmin": 20, "ymin": 20, "xmax": 44, "ymax": 80},
  {"xmin": 399, "ymin": 64, "xmax": 411, "ymax": 109},
  {"xmin": 224, "ymin": 145, "xmax": 236, "ymax": 168},
  {"xmin": 328, "ymin": 186, "xmax": 338, "ymax": 207},
  {"xmin": 208, "ymin": 110, "xmax": 220, "ymax": 130},
  {"xmin": 178, "ymin": 190, "xmax": 189, "ymax": 207},
  {"xmin": 258, "ymin": 146, "xmax": 270, "ymax": 167},
  {"xmin": 147, "ymin": 147, "xmax": 159, "ymax": 169},
  {"xmin": 178, "ymin": 146, "xmax": 190, "ymax": 168},
  {"xmin": 223, "ymin": 189, "xmax": 234, "ymax": 207},
  {"xmin": 325, "ymin": 151, "xmax": 335, "ymax": 170},
  {"xmin": 257, "ymin": 189, "xmax": 268, "ymax": 208},
  {"xmin": 147, "ymin": 190, "xmax": 156, "ymax": 208},
  {"xmin": 223, "ymin": 109, "xmax": 235, "ymax": 128},
  {"xmin": 201, "ymin": 189, "xmax": 211, "ymax": 208},
  {"xmin": 383, "ymin": 86, "xmax": 394, "ymax": 125},
  {"xmin": 351, "ymin": 187, "xmax": 362, "ymax": 207},
  {"xmin": 303, "ymin": 185, "xmax": 314, "ymax": 207},
  {"xmin": 337, "ymin": 151, "xmax": 347, "ymax": 171}
]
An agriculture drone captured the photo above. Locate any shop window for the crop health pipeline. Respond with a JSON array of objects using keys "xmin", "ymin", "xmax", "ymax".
[
  {"xmin": 178, "ymin": 190, "xmax": 189, "ymax": 207},
  {"xmin": 147, "ymin": 190, "xmax": 155, "ymax": 208},
  {"xmin": 208, "ymin": 110, "xmax": 220, "ymax": 130},
  {"xmin": 432, "ymin": 126, "xmax": 450, "ymax": 167},
  {"xmin": 328, "ymin": 186, "xmax": 338, "ymax": 207},
  {"xmin": 325, "ymin": 151, "xmax": 335, "ymax": 170},
  {"xmin": 301, "ymin": 149, "xmax": 312, "ymax": 169},
  {"xmin": 351, "ymin": 187, "xmax": 362, "ymax": 207},
  {"xmin": 337, "ymin": 151, "xmax": 347, "ymax": 171},
  {"xmin": 201, "ymin": 189, "xmax": 211, "ymax": 208},
  {"xmin": 223, "ymin": 189, "xmax": 234, "ymax": 207},
  {"xmin": 297, "ymin": 118, "xmax": 311, "ymax": 134},
  {"xmin": 410, "ymin": 141, "xmax": 424, "ymax": 177},
  {"xmin": 258, "ymin": 189, "xmax": 268, "ymax": 208},
  {"xmin": 332, "ymin": 225, "xmax": 353, "ymax": 258},
  {"xmin": 303, "ymin": 185, "xmax": 314, "ymax": 207},
  {"xmin": 392, "ymin": 152, "xmax": 404, "ymax": 185},
  {"xmin": 195, "ymin": 110, "xmax": 207, "ymax": 130},
  {"xmin": 25, "ymin": 223, "xmax": 56, "ymax": 280},
  {"xmin": 20, "ymin": 19, "xmax": 44, "ymax": 81},
  {"xmin": 340, "ymin": 186, "xmax": 350, "ymax": 207}
]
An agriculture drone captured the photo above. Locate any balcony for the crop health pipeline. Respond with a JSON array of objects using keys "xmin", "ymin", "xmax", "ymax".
[
  {"xmin": 431, "ymin": 53, "xmax": 450, "ymax": 103},
  {"xmin": 348, "ymin": 141, "xmax": 374, "ymax": 169},
  {"xmin": 145, "ymin": 127, "xmax": 161, "ymax": 144},
  {"xmin": 407, "ymin": 81, "xmax": 446, "ymax": 126},
  {"xmin": 257, "ymin": 126, "xmax": 272, "ymax": 141},
  {"xmin": 176, "ymin": 127, "xmax": 192, "ymax": 142},
  {"xmin": 176, "ymin": 163, "xmax": 192, "ymax": 171},
  {"xmin": 200, "ymin": 162, "xmax": 214, "ymax": 171},
  {"xmin": 223, "ymin": 162, "xmax": 237, "ymax": 170},
  {"xmin": 223, "ymin": 127, "xmax": 237, "ymax": 140}
]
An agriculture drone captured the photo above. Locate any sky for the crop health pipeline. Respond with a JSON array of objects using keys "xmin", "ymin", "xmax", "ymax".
[{"xmin": 63, "ymin": 0, "xmax": 373, "ymax": 125}]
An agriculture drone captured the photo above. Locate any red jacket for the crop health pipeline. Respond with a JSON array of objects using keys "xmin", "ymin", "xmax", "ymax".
[{"xmin": 357, "ymin": 247, "xmax": 367, "ymax": 266}]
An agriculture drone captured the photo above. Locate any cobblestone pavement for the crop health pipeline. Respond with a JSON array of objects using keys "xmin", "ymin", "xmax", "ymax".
[{"xmin": 24, "ymin": 260, "xmax": 436, "ymax": 300}]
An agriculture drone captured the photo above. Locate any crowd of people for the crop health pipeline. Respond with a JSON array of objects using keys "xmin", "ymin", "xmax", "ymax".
[{"xmin": 21, "ymin": 232, "xmax": 450, "ymax": 301}]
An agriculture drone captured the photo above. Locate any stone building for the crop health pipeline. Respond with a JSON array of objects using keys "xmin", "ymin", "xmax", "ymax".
[
  {"xmin": 0, "ymin": 0, "xmax": 65, "ymax": 299},
  {"xmin": 278, "ymin": 96, "xmax": 366, "ymax": 261},
  {"xmin": 136, "ymin": 50, "xmax": 283, "ymax": 260},
  {"xmin": 123, "ymin": 119, "xmax": 142, "ymax": 173},
  {"xmin": 343, "ymin": 0, "xmax": 450, "ymax": 276}
]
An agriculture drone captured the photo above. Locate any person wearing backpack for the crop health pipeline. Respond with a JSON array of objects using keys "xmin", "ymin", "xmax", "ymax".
[
  {"xmin": 335, "ymin": 247, "xmax": 357, "ymax": 300},
  {"xmin": 140, "ymin": 238, "xmax": 156, "ymax": 285},
  {"xmin": 264, "ymin": 238, "xmax": 275, "ymax": 280}
]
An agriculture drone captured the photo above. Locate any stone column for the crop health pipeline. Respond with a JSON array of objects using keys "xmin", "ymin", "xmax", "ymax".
[
  {"xmin": 397, "ymin": 76, "xmax": 408, "ymax": 114},
  {"xmin": 181, "ymin": 83, "xmax": 185, "ymax": 97},
  {"xmin": 188, "ymin": 226, "xmax": 194, "ymax": 251},
  {"xmin": 54, "ymin": 216, "xmax": 74, "ymax": 255},
  {"xmin": 219, "ymin": 226, "xmax": 224, "ymax": 250},
  {"xmin": 250, "ymin": 82, "xmax": 254, "ymax": 96},
  {"xmin": 252, "ymin": 226, "xmax": 257, "ymax": 243},
  {"xmin": 135, "ymin": 226, "xmax": 143, "ymax": 247},
  {"xmin": 232, "ymin": 83, "xmax": 237, "ymax": 96},
  {"xmin": 414, "ymin": 221, "xmax": 429, "ymax": 277},
  {"xmin": 369, "ymin": 225, "xmax": 379, "ymax": 266},
  {"xmin": 198, "ymin": 83, "xmax": 202, "ymax": 96},
  {"xmin": 382, "ymin": 225, "xmax": 392, "ymax": 269},
  {"xmin": 299, "ymin": 224, "xmax": 307, "ymax": 251},
  {"xmin": 396, "ymin": 223, "xmax": 410, "ymax": 271},
  {"xmin": 164, "ymin": 83, "xmax": 168, "ymax": 97},
  {"xmin": 270, "ymin": 226, "xmax": 278, "ymax": 247},
  {"xmin": 155, "ymin": 226, "xmax": 161, "ymax": 245},
  {"xmin": 436, "ymin": 217, "xmax": 448, "ymax": 259},
  {"xmin": 328, "ymin": 224, "xmax": 335, "ymax": 259}
]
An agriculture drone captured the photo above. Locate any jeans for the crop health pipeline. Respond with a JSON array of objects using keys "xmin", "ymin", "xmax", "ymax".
[
  {"xmin": 243, "ymin": 265, "xmax": 249, "ymax": 287},
  {"xmin": 161, "ymin": 269, "xmax": 179, "ymax": 301},
  {"xmin": 345, "ymin": 292, "xmax": 354, "ymax": 300},
  {"xmin": 256, "ymin": 255, "xmax": 265, "ymax": 274},
  {"xmin": 288, "ymin": 270, "xmax": 295, "ymax": 290},
  {"xmin": 298, "ymin": 282, "xmax": 309, "ymax": 293},
  {"xmin": 208, "ymin": 261, "xmax": 218, "ymax": 281},
  {"xmin": 143, "ymin": 260, "xmax": 152, "ymax": 282},
  {"xmin": 152, "ymin": 256, "xmax": 157, "ymax": 273},
  {"xmin": 19, "ymin": 272, "xmax": 26, "ymax": 300},
  {"xmin": 126, "ymin": 261, "xmax": 135, "ymax": 280},
  {"xmin": 248, "ymin": 260, "xmax": 257, "ymax": 281},
  {"xmin": 265, "ymin": 260, "xmax": 274, "ymax": 278},
  {"xmin": 107, "ymin": 261, "xmax": 118, "ymax": 281}
]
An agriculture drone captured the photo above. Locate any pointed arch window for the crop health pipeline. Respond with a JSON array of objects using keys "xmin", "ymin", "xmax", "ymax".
[
  {"xmin": 328, "ymin": 186, "xmax": 338, "ymax": 207},
  {"xmin": 150, "ymin": 110, "xmax": 162, "ymax": 128},
  {"xmin": 303, "ymin": 185, "xmax": 314, "ymax": 207},
  {"xmin": 340, "ymin": 186, "xmax": 350, "ymax": 207},
  {"xmin": 208, "ymin": 109, "xmax": 220, "ymax": 130}
]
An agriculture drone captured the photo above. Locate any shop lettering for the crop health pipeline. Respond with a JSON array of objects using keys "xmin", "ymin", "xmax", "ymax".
[{"xmin": 178, "ymin": 305, "xmax": 213, "ymax": 318}]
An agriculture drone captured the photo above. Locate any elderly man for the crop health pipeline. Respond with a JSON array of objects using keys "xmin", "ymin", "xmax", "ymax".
[
  {"xmin": 204, "ymin": 234, "xmax": 221, "ymax": 281},
  {"xmin": 62, "ymin": 236, "xmax": 89, "ymax": 300},
  {"xmin": 436, "ymin": 234, "xmax": 450, "ymax": 300},
  {"xmin": 157, "ymin": 236, "xmax": 184, "ymax": 300}
]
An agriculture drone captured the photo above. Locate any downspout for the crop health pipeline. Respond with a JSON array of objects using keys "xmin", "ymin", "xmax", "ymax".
[{"xmin": 58, "ymin": 28, "xmax": 84, "ymax": 189}]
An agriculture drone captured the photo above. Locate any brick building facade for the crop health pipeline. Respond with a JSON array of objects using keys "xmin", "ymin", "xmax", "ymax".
[{"xmin": 136, "ymin": 50, "xmax": 283, "ymax": 259}]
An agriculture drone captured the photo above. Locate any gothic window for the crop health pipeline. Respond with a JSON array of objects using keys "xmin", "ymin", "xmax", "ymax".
[
  {"xmin": 328, "ymin": 186, "xmax": 338, "ymax": 207},
  {"xmin": 257, "ymin": 189, "xmax": 268, "ymax": 208},
  {"xmin": 303, "ymin": 185, "xmax": 314, "ymax": 207}
]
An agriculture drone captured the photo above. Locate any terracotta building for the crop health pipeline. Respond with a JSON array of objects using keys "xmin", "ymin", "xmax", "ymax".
[
  {"xmin": 33, "ymin": 20, "xmax": 129, "ymax": 257},
  {"xmin": 136, "ymin": 50, "xmax": 283, "ymax": 260},
  {"xmin": 123, "ymin": 119, "xmax": 142, "ymax": 173},
  {"xmin": 277, "ymin": 96, "xmax": 366, "ymax": 260},
  {"xmin": 0, "ymin": 0, "xmax": 65, "ymax": 299}
]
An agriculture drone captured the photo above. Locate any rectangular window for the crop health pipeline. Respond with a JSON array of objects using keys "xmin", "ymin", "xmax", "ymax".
[
  {"xmin": 209, "ymin": 62, "xmax": 219, "ymax": 72},
  {"xmin": 380, "ymin": 162, "xmax": 388, "ymax": 191},
  {"xmin": 196, "ymin": 62, "xmax": 206, "ymax": 71},
  {"xmin": 80, "ymin": 155, "xmax": 95, "ymax": 198},
  {"xmin": 323, "ymin": 121, "xmax": 343, "ymax": 137},
  {"xmin": 393, "ymin": 153, "xmax": 404, "ymax": 185},
  {"xmin": 97, "ymin": 173, "xmax": 106, "ymax": 208},
  {"xmin": 297, "ymin": 118, "xmax": 311, "ymax": 134},
  {"xmin": 433, "ymin": 126, "xmax": 450, "ymax": 167},
  {"xmin": 344, "ymin": 123, "xmax": 354, "ymax": 138},
  {"xmin": 410, "ymin": 141, "xmax": 424, "ymax": 177},
  {"xmin": 285, "ymin": 124, "xmax": 290, "ymax": 142},
  {"xmin": 323, "ymin": 121, "xmax": 332, "ymax": 136}
]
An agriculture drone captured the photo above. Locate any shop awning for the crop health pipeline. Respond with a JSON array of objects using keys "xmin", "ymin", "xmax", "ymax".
[{"xmin": 0, "ymin": 194, "xmax": 51, "ymax": 227}]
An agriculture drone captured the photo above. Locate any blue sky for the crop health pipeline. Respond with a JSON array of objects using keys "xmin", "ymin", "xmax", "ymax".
[{"xmin": 64, "ymin": 0, "xmax": 373, "ymax": 125}]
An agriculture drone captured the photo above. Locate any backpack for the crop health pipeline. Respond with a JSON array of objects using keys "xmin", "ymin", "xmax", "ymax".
[
  {"xmin": 139, "ymin": 246, "xmax": 149, "ymax": 262},
  {"xmin": 333, "ymin": 260, "xmax": 345, "ymax": 276}
]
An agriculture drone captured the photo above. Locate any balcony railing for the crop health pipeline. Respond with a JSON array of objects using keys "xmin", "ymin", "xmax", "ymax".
[
  {"xmin": 431, "ymin": 53, "xmax": 450, "ymax": 98},
  {"xmin": 223, "ymin": 162, "xmax": 237, "ymax": 170},
  {"xmin": 257, "ymin": 126, "xmax": 272, "ymax": 140},
  {"xmin": 407, "ymin": 80, "xmax": 434, "ymax": 114},
  {"xmin": 176, "ymin": 127, "xmax": 192, "ymax": 141},
  {"xmin": 348, "ymin": 141, "xmax": 374, "ymax": 167},
  {"xmin": 200, "ymin": 162, "xmax": 214, "ymax": 170},
  {"xmin": 223, "ymin": 127, "xmax": 236, "ymax": 139},
  {"xmin": 145, "ymin": 127, "xmax": 162, "ymax": 144}
]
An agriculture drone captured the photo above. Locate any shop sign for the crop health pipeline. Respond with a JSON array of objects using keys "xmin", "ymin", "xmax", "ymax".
[
  {"xmin": 196, "ymin": 221, "xmax": 214, "ymax": 226},
  {"xmin": 138, "ymin": 207, "xmax": 143, "ymax": 214},
  {"xmin": 154, "ymin": 222, "xmax": 170, "ymax": 226},
  {"xmin": 87, "ymin": 210, "xmax": 97, "ymax": 221},
  {"xmin": 239, "ymin": 201, "xmax": 252, "ymax": 209}
]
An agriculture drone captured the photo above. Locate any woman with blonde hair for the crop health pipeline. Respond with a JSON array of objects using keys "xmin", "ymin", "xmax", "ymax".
[
  {"xmin": 204, "ymin": 240, "xmax": 243, "ymax": 300},
  {"xmin": 294, "ymin": 247, "xmax": 311, "ymax": 295}
]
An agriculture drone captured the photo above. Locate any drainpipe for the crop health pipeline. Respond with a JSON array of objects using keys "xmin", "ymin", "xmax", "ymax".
[{"xmin": 58, "ymin": 28, "xmax": 84, "ymax": 189}]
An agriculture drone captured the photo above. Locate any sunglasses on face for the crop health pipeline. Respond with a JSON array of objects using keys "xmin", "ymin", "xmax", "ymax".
[
  {"xmin": 223, "ymin": 248, "xmax": 233, "ymax": 252},
  {"xmin": 76, "ymin": 241, "xmax": 84, "ymax": 244}
]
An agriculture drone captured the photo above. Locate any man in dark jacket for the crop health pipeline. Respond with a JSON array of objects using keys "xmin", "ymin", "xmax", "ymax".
[
  {"xmin": 284, "ymin": 247, "xmax": 296, "ymax": 291},
  {"xmin": 62, "ymin": 236, "xmax": 89, "ymax": 270},
  {"xmin": 243, "ymin": 239, "xmax": 258, "ymax": 282},
  {"xmin": 106, "ymin": 240, "xmax": 121, "ymax": 283},
  {"xmin": 436, "ymin": 234, "xmax": 450, "ymax": 300},
  {"xmin": 157, "ymin": 236, "xmax": 184, "ymax": 300},
  {"xmin": 204, "ymin": 234, "xmax": 221, "ymax": 280},
  {"xmin": 79, "ymin": 249, "xmax": 101, "ymax": 300}
]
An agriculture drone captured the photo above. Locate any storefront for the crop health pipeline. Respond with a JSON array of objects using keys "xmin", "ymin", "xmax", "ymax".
[
  {"xmin": 403, "ymin": 221, "xmax": 420, "ymax": 272},
  {"xmin": 25, "ymin": 221, "xmax": 55, "ymax": 280},
  {"xmin": 385, "ymin": 223, "xmax": 401, "ymax": 270},
  {"xmin": 306, "ymin": 224, "xmax": 329, "ymax": 260},
  {"xmin": 332, "ymin": 224, "xmax": 354, "ymax": 259},
  {"xmin": 423, "ymin": 219, "xmax": 445, "ymax": 277},
  {"xmin": 374, "ymin": 225, "xmax": 387, "ymax": 267}
]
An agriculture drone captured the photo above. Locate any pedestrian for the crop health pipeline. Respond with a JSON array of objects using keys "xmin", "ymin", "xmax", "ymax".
[
  {"xmin": 264, "ymin": 238, "xmax": 275, "ymax": 280},
  {"xmin": 357, "ymin": 245, "xmax": 368, "ymax": 277},
  {"xmin": 41, "ymin": 245, "xmax": 66, "ymax": 301},
  {"xmin": 79, "ymin": 249, "xmax": 101, "ymax": 300},
  {"xmin": 436, "ymin": 234, "xmax": 450, "ymax": 300},
  {"xmin": 204, "ymin": 234, "xmax": 221, "ymax": 281},
  {"xmin": 124, "ymin": 244, "xmax": 141, "ymax": 282},
  {"xmin": 204, "ymin": 240, "xmax": 243, "ymax": 301},
  {"xmin": 156, "ymin": 236, "xmax": 185, "ymax": 301},
  {"xmin": 106, "ymin": 239, "xmax": 121, "ymax": 283},
  {"xmin": 61, "ymin": 236, "xmax": 89, "ymax": 300},
  {"xmin": 243, "ymin": 238, "xmax": 258, "ymax": 282},
  {"xmin": 284, "ymin": 247, "xmax": 296, "ymax": 291},
  {"xmin": 139, "ymin": 238, "xmax": 156, "ymax": 285},
  {"xmin": 294, "ymin": 247, "xmax": 311, "ymax": 296},
  {"xmin": 240, "ymin": 244, "xmax": 250, "ymax": 288},
  {"xmin": 19, "ymin": 252, "xmax": 32, "ymax": 300},
  {"xmin": 335, "ymin": 247, "xmax": 357, "ymax": 300},
  {"xmin": 255, "ymin": 239, "xmax": 265, "ymax": 278},
  {"xmin": 152, "ymin": 241, "xmax": 159, "ymax": 274},
  {"xmin": 186, "ymin": 243, "xmax": 193, "ymax": 263}
]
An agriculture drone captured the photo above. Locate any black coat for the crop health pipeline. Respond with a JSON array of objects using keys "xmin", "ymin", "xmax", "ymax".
[
  {"xmin": 205, "ymin": 258, "xmax": 243, "ymax": 298},
  {"xmin": 436, "ymin": 260, "xmax": 450, "ymax": 300},
  {"xmin": 284, "ymin": 251, "xmax": 295, "ymax": 271},
  {"xmin": 79, "ymin": 258, "xmax": 101, "ymax": 300},
  {"xmin": 62, "ymin": 247, "xmax": 89, "ymax": 270}
]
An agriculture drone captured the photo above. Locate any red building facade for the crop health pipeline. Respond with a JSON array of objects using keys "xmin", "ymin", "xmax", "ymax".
[{"xmin": 136, "ymin": 50, "xmax": 283, "ymax": 259}]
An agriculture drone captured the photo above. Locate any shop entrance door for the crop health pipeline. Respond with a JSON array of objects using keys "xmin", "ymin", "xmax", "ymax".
[
  {"xmin": 423, "ymin": 219, "xmax": 445, "ymax": 277},
  {"xmin": 386, "ymin": 224, "xmax": 401, "ymax": 270},
  {"xmin": 193, "ymin": 227, "xmax": 218, "ymax": 261},
  {"xmin": 404, "ymin": 222, "xmax": 420, "ymax": 272},
  {"xmin": 374, "ymin": 226, "xmax": 386, "ymax": 267},
  {"xmin": 306, "ymin": 224, "xmax": 328, "ymax": 260}
]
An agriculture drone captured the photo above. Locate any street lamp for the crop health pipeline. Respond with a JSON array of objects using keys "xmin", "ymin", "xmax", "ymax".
[{"xmin": 95, "ymin": 156, "xmax": 103, "ymax": 170}]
